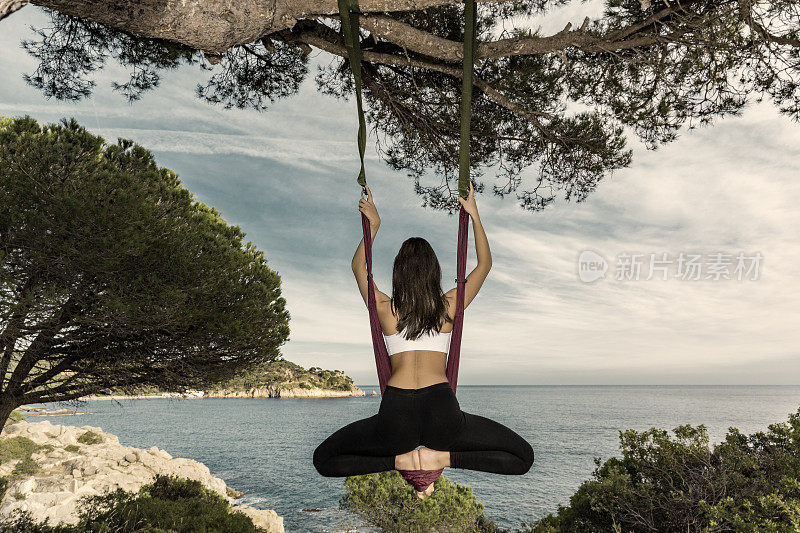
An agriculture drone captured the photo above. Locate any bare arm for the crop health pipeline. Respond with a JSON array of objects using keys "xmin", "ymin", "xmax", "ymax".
[
  {"xmin": 445, "ymin": 181, "xmax": 491, "ymax": 312},
  {"xmin": 352, "ymin": 186, "xmax": 391, "ymax": 307}
]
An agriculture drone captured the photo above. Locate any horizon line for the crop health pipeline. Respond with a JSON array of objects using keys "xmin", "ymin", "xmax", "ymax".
[{"xmin": 354, "ymin": 383, "xmax": 800, "ymax": 387}]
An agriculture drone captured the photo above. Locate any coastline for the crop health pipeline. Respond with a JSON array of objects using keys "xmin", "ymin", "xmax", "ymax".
[
  {"xmin": 0, "ymin": 419, "xmax": 284, "ymax": 531},
  {"xmin": 76, "ymin": 385, "xmax": 371, "ymax": 401}
]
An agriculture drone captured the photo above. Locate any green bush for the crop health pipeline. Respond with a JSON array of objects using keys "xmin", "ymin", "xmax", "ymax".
[
  {"xmin": 524, "ymin": 407, "xmax": 800, "ymax": 532},
  {"xmin": 7, "ymin": 411, "xmax": 25, "ymax": 424},
  {"xmin": 76, "ymin": 431, "xmax": 102, "ymax": 445},
  {"xmin": 0, "ymin": 436, "xmax": 42, "ymax": 463},
  {"xmin": 0, "ymin": 436, "xmax": 50, "ymax": 479},
  {"xmin": 11, "ymin": 457, "xmax": 40, "ymax": 478},
  {"xmin": 0, "ymin": 475, "xmax": 269, "ymax": 532},
  {"xmin": 341, "ymin": 470, "xmax": 501, "ymax": 532},
  {"xmin": 64, "ymin": 445, "xmax": 81, "ymax": 453}
]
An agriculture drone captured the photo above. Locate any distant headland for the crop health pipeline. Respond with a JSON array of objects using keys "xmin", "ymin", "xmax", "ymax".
[{"xmin": 74, "ymin": 360, "xmax": 373, "ymax": 401}]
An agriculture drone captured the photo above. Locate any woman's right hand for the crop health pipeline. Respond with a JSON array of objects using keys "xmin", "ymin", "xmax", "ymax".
[
  {"xmin": 358, "ymin": 185, "xmax": 381, "ymax": 228},
  {"xmin": 458, "ymin": 181, "xmax": 478, "ymax": 218}
]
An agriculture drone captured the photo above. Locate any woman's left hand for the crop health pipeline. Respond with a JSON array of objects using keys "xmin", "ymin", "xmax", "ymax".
[{"xmin": 358, "ymin": 185, "xmax": 381, "ymax": 228}]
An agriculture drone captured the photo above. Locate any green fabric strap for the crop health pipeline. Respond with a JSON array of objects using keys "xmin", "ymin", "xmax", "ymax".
[
  {"xmin": 459, "ymin": 0, "xmax": 476, "ymax": 199},
  {"xmin": 338, "ymin": 0, "xmax": 477, "ymax": 198},
  {"xmin": 338, "ymin": 0, "xmax": 367, "ymax": 190}
]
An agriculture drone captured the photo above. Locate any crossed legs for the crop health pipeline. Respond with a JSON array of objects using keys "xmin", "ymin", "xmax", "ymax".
[
  {"xmin": 312, "ymin": 413, "xmax": 418, "ymax": 477},
  {"xmin": 313, "ymin": 411, "xmax": 534, "ymax": 479},
  {"xmin": 313, "ymin": 381, "xmax": 534, "ymax": 490},
  {"xmin": 421, "ymin": 411, "xmax": 534, "ymax": 475}
]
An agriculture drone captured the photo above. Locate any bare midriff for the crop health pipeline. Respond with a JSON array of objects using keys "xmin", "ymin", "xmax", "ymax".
[{"xmin": 386, "ymin": 350, "xmax": 450, "ymax": 390}]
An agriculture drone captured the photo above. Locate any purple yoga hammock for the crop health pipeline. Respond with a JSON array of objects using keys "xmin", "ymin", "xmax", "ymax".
[
  {"xmin": 339, "ymin": 0, "xmax": 476, "ymax": 493},
  {"xmin": 360, "ymin": 205, "xmax": 470, "ymax": 490}
]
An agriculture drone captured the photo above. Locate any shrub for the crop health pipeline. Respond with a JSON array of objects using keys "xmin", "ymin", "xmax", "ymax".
[
  {"xmin": 11, "ymin": 457, "xmax": 40, "ymax": 478},
  {"xmin": 0, "ymin": 436, "xmax": 50, "ymax": 479},
  {"xmin": 524, "ymin": 407, "xmax": 800, "ymax": 532},
  {"xmin": 64, "ymin": 445, "xmax": 80, "ymax": 453},
  {"xmin": 341, "ymin": 470, "xmax": 501, "ymax": 532},
  {"xmin": 0, "ymin": 475, "xmax": 268, "ymax": 532},
  {"xmin": 76, "ymin": 431, "xmax": 102, "ymax": 445},
  {"xmin": 0, "ymin": 436, "xmax": 41, "ymax": 463},
  {"xmin": 7, "ymin": 411, "xmax": 25, "ymax": 424}
]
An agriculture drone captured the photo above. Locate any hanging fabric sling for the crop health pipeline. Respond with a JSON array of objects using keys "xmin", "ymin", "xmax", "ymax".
[{"xmin": 338, "ymin": 0, "xmax": 476, "ymax": 490}]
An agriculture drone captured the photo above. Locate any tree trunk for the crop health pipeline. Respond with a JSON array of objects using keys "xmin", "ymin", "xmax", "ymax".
[
  {"xmin": 0, "ymin": 394, "xmax": 20, "ymax": 431},
  {"xmin": 27, "ymin": 0, "xmax": 474, "ymax": 53},
  {"xmin": 0, "ymin": 0, "xmax": 27, "ymax": 21}
]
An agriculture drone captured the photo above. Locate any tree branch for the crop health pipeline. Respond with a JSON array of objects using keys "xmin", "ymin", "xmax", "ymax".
[
  {"xmin": 5, "ymin": 295, "xmax": 80, "ymax": 395},
  {"xmin": 22, "ymin": 384, "xmax": 97, "ymax": 404},
  {"xmin": 348, "ymin": 1, "xmax": 707, "ymax": 62},
  {"xmin": 286, "ymin": 19, "xmax": 556, "ymax": 124},
  {"xmin": 298, "ymin": 0, "xmax": 497, "ymax": 16},
  {"xmin": 0, "ymin": 0, "xmax": 26, "ymax": 22},
  {"xmin": 23, "ymin": 354, "xmax": 82, "ymax": 391},
  {"xmin": 0, "ymin": 275, "xmax": 39, "ymax": 384},
  {"xmin": 737, "ymin": 0, "xmax": 800, "ymax": 48},
  {"xmin": 359, "ymin": 13, "xmax": 464, "ymax": 62}
]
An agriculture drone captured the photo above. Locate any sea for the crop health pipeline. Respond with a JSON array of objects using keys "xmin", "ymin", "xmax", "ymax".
[{"xmin": 34, "ymin": 385, "xmax": 800, "ymax": 532}]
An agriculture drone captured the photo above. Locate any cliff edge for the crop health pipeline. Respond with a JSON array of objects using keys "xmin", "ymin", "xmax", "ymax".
[{"xmin": 0, "ymin": 419, "xmax": 284, "ymax": 532}]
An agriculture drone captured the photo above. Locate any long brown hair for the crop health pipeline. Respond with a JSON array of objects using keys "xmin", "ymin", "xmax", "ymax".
[{"xmin": 391, "ymin": 237, "xmax": 452, "ymax": 340}]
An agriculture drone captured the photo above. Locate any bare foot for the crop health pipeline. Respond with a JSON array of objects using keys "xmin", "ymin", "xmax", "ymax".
[
  {"xmin": 414, "ymin": 447, "xmax": 449, "ymax": 498},
  {"xmin": 418, "ymin": 446, "xmax": 450, "ymax": 470},
  {"xmin": 394, "ymin": 448, "xmax": 421, "ymax": 470},
  {"xmin": 415, "ymin": 483, "xmax": 434, "ymax": 499}
]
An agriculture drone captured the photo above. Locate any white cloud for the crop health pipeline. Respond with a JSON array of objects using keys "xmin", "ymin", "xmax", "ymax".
[{"xmin": 1, "ymin": 4, "xmax": 798, "ymax": 385}]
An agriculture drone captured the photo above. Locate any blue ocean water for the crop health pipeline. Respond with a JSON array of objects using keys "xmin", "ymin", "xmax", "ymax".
[{"xmin": 35, "ymin": 385, "xmax": 800, "ymax": 532}]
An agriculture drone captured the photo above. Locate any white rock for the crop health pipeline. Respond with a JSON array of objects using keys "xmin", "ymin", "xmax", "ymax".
[
  {"xmin": 232, "ymin": 504, "xmax": 285, "ymax": 533},
  {"xmin": 0, "ymin": 420, "xmax": 284, "ymax": 532},
  {"xmin": 17, "ymin": 478, "xmax": 36, "ymax": 493}
]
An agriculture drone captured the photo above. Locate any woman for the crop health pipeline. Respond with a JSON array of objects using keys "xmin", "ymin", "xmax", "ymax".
[{"xmin": 313, "ymin": 183, "xmax": 534, "ymax": 498}]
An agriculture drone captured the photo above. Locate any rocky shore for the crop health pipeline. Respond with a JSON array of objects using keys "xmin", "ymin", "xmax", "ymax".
[
  {"xmin": 16, "ymin": 406, "xmax": 90, "ymax": 416},
  {"xmin": 77, "ymin": 385, "xmax": 368, "ymax": 400},
  {"xmin": 75, "ymin": 361, "xmax": 373, "ymax": 401},
  {"xmin": 0, "ymin": 419, "xmax": 284, "ymax": 532},
  {"xmin": 204, "ymin": 385, "xmax": 367, "ymax": 398}
]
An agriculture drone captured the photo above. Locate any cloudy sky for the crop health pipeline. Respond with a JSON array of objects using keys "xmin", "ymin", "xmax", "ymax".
[{"xmin": 1, "ymin": 4, "xmax": 798, "ymax": 385}]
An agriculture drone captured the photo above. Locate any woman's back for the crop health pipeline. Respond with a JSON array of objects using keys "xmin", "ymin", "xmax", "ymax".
[
  {"xmin": 379, "ymin": 297, "xmax": 455, "ymax": 389},
  {"xmin": 351, "ymin": 182, "xmax": 491, "ymax": 390}
]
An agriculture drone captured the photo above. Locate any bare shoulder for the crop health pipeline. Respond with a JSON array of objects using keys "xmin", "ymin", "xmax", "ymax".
[
  {"xmin": 375, "ymin": 288, "xmax": 392, "ymax": 306},
  {"xmin": 374, "ymin": 289, "xmax": 393, "ymax": 317},
  {"xmin": 376, "ymin": 291, "xmax": 398, "ymax": 333},
  {"xmin": 443, "ymin": 289, "xmax": 457, "ymax": 319}
]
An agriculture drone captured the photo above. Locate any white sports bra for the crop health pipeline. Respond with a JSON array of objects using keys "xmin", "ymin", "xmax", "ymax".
[{"xmin": 383, "ymin": 327, "xmax": 452, "ymax": 356}]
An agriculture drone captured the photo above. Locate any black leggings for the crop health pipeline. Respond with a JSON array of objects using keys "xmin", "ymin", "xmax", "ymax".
[{"xmin": 313, "ymin": 381, "xmax": 534, "ymax": 477}]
